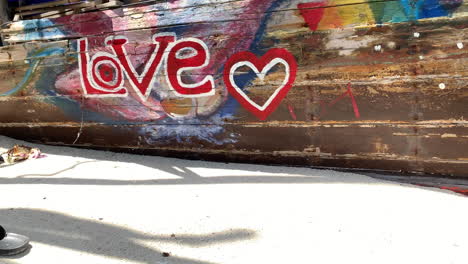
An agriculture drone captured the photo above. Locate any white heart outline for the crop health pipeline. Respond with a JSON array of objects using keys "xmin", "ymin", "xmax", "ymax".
[{"xmin": 228, "ymin": 58, "xmax": 290, "ymax": 111}]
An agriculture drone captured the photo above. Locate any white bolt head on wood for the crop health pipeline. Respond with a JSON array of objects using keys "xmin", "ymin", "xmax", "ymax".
[
  {"xmin": 457, "ymin": 42, "xmax": 464, "ymax": 49},
  {"xmin": 413, "ymin": 32, "xmax": 420, "ymax": 38},
  {"xmin": 374, "ymin": 45, "xmax": 382, "ymax": 51},
  {"xmin": 439, "ymin": 83, "xmax": 446, "ymax": 89},
  {"xmin": 387, "ymin": 41, "xmax": 396, "ymax": 49}
]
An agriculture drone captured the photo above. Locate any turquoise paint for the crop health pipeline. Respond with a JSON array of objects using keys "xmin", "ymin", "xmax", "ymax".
[
  {"xmin": 0, "ymin": 47, "xmax": 66, "ymax": 96},
  {"xmin": 400, "ymin": 0, "xmax": 425, "ymax": 20},
  {"xmin": 382, "ymin": 1, "xmax": 409, "ymax": 23}
]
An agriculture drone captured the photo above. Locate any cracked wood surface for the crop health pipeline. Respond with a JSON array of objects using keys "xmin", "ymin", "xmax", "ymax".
[{"xmin": 0, "ymin": 0, "xmax": 467, "ymax": 176}]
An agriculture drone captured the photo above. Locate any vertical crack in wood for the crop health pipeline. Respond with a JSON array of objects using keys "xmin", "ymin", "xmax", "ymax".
[{"xmin": 72, "ymin": 95, "xmax": 84, "ymax": 145}]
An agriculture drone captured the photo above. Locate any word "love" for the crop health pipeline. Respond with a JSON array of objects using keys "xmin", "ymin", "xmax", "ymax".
[
  {"xmin": 78, "ymin": 32, "xmax": 214, "ymax": 101},
  {"xmin": 78, "ymin": 32, "xmax": 298, "ymax": 120}
]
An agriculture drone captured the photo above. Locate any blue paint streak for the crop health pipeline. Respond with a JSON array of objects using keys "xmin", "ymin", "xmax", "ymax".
[
  {"xmin": 18, "ymin": 19, "xmax": 66, "ymax": 41},
  {"xmin": 18, "ymin": 19, "xmax": 55, "ymax": 31},
  {"xmin": 420, "ymin": 0, "xmax": 449, "ymax": 18},
  {"xmin": 219, "ymin": 0, "xmax": 289, "ymax": 118},
  {"xmin": 220, "ymin": 72, "xmax": 258, "ymax": 118},
  {"xmin": 395, "ymin": 0, "xmax": 456, "ymax": 22},
  {"xmin": 141, "ymin": 115, "xmax": 238, "ymax": 145},
  {"xmin": 400, "ymin": 0, "xmax": 425, "ymax": 20},
  {"xmin": 249, "ymin": 0, "xmax": 289, "ymax": 54},
  {"xmin": 0, "ymin": 47, "xmax": 65, "ymax": 96}
]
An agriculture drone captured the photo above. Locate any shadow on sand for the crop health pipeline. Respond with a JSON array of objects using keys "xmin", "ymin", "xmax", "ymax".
[{"xmin": 0, "ymin": 208, "xmax": 255, "ymax": 264}]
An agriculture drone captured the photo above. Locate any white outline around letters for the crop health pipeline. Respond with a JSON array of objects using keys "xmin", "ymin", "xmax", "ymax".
[
  {"xmin": 165, "ymin": 37, "xmax": 215, "ymax": 98},
  {"xmin": 106, "ymin": 33, "xmax": 176, "ymax": 102},
  {"xmin": 77, "ymin": 38, "xmax": 128, "ymax": 97},
  {"xmin": 78, "ymin": 34, "xmax": 215, "ymax": 99}
]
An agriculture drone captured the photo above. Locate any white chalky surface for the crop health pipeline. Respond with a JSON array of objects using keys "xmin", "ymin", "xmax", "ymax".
[{"xmin": 0, "ymin": 135, "xmax": 467, "ymax": 264}]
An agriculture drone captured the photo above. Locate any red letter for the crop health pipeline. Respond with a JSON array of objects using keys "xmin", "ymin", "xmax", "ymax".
[
  {"xmin": 107, "ymin": 33, "xmax": 175, "ymax": 101},
  {"xmin": 78, "ymin": 38, "xmax": 127, "ymax": 96},
  {"xmin": 166, "ymin": 38, "xmax": 215, "ymax": 97}
]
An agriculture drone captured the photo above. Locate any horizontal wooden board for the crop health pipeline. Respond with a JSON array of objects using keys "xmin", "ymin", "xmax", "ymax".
[
  {"xmin": 2, "ymin": 0, "xmax": 467, "ymax": 43},
  {"xmin": 0, "ymin": 123, "xmax": 467, "ymax": 176},
  {"xmin": 0, "ymin": 0, "xmax": 467, "ymax": 176}
]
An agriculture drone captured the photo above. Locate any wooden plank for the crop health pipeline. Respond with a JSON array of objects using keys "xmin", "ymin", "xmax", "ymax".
[
  {"xmin": 0, "ymin": 123, "xmax": 467, "ymax": 176},
  {"xmin": 0, "ymin": 40, "xmax": 68, "ymax": 63},
  {"xmin": 0, "ymin": 0, "xmax": 8, "ymax": 25},
  {"xmin": 1, "ymin": 0, "xmax": 448, "ymax": 35},
  {"xmin": 1, "ymin": 16, "xmax": 465, "ymax": 74},
  {"xmin": 2, "ymin": 0, "xmax": 242, "ymax": 33},
  {"xmin": 94, "ymin": 0, "xmax": 122, "ymax": 8},
  {"xmin": 3, "ymin": 0, "xmax": 467, "ymax": 45},
  {"xmin": 12, "ymin": 14, "xmax": 21, "ymax": 22},
  {"xmin": 30, "ymin": 8, "xmax": 79, "ymax": 19},
  {"xmin": 2, "ymin": 62, "xmax": 466, "ymax": 124},
  {"xmin": 15, "ymin": 0, "xmax": 83, "ymax": 12},
  {"xmin": 15, "ymin": 2, "xmax": 95, "ymax": 17}
]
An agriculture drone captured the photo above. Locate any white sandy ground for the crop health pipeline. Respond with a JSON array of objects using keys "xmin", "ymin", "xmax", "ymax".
[{"xmin": 0, "ymin": 136, "xmax": 467, "ymax": 264}]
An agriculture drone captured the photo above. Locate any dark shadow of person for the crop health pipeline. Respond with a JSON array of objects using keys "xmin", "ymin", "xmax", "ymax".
[{"xmin": 0, "ymin": 208, "xmax": 256, "ymax": 263}]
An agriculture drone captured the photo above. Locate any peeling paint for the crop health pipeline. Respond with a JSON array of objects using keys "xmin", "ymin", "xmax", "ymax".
[{"xmin": 0, "ymin": 0, "xmax": 466, "ymax": 176}]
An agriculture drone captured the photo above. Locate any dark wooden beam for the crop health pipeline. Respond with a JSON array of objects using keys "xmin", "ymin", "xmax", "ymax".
[{"xmin": 0, "ymin": 0, "xmax": 9, "ymax": 25}]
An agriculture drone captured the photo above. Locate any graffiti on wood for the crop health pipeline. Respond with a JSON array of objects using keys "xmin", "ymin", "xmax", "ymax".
[
  {"xmin": 0, "ymin": 0, "xmax": 466, "ymax": 175},
  {"xmin": 224, "ymin": 48, "xmax": 297, "ymax": 121},
  {"xmin": 317, "ymin": 83, "xmax": 360, "ymax": 120},
  {"xmin": 78, "ymin": 32, "xmax": 298, "ymax": 121}
]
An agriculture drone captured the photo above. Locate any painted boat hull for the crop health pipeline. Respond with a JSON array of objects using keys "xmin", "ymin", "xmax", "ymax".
[{"xmin": 0, "ymin": 0, "xmax": 467, "ymax": 176}]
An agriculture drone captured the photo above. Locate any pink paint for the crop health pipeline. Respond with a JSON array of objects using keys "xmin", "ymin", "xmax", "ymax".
[
  {"xmin": 192, "ymin": 0, "xmax": 280, "ymax": 83},
  {"xmin": 319, "ymin": 83, "xmax": 360, "ymax": 119},
  {"xmin": 417, "ymin": 184, "xmax": 468, "ymax": 196},
  {"xmin": 347, "ymin": 83, "xmax": 360, "ymax": 118},
  {"xmin": 288, "ymin": 104, "xmax": 297, "ymax": 120},
  {"xmin": 55, "ymin": 61, "xmax": 167, "ymax": 122},
  {"xmin": 223, "ymin": 48, "xmax": 297, "ymax": 121}
]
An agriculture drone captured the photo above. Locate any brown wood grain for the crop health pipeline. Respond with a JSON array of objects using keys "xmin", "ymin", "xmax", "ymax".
[{"xmin": 0, "ymin": 0, "xmax": 467, "ymax": 176}]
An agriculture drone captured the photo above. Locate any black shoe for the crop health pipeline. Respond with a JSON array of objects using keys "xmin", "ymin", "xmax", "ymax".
[{"xmin": 0, "ymin": 226, "xmax": 30, "ymax": 256}]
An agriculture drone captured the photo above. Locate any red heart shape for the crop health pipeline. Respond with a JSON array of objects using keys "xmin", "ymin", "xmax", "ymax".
[{"xmin": 223, "ymin": 48, "xmax": 297, "ymax": 121}]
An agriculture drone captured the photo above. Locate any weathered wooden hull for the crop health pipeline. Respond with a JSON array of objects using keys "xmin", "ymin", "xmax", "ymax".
[{"xmin": 0, "ymin": 0, "xmax": 467, "ymax": 176}]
